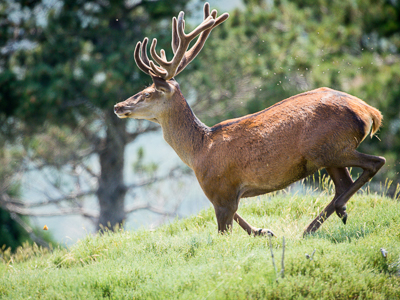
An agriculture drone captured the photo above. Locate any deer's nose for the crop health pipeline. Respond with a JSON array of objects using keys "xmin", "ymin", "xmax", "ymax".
[{"xmin": 114, "ymin": 104, "xmax": 124, "ymax": 114}]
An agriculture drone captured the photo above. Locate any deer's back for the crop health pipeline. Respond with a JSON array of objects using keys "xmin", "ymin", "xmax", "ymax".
[{"xmin": 207, "ymin": 87, "xmax": 375, "ymax": 151}]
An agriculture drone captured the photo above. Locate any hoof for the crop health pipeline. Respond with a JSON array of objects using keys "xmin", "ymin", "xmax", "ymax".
[
  {"xmin": 335, "ymin": 205, "xmax": 347, "ymax": 225},
  {"xmin": 335, "ymin": 205, "xmax": 347, "ymax": 219},
  {"xmin": 254, "ymin": 228, "xmax": 276, "ymax": 237},
  {"xmin": 342, "ymin": 213, "xmax": 347, "ymax": 225}
]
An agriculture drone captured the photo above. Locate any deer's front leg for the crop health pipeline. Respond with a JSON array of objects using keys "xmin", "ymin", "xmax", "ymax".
[
  {"xmin": 214, "ymin": 205, "xmax": 235, "ymax": 233},
  {"xmin": 212, "ymin": 193, "xmax": 275, "ymax": 236},
  {"xmin": 234, "ymin": 213, "xmax": 275, "ymax": 237}
]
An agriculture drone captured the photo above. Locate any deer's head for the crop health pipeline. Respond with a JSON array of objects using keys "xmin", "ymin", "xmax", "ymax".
[{"xmin": 114, "ymin": 3, "xmax": 228, "ymax": 121}]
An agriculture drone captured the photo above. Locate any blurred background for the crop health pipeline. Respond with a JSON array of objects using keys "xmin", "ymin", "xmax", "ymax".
[{"xmin": 1, "ymin": 0, "xmax": 399, "ymax": 250}]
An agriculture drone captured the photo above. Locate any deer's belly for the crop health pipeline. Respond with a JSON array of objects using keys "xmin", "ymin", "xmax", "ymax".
[{"xmin": 239, "ymin": 159, "xmax": 319, "ymax": 198}]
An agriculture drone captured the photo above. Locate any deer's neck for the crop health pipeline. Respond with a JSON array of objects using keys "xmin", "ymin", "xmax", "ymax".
[{"xmin": 158, "ymin": 94, "xmax": 210, "ymax": 169}]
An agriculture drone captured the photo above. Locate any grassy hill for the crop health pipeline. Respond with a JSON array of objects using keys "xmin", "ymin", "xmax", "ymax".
[{"xmin": 1, "ymin": 189, "xmax": 400, "ymax": 299}]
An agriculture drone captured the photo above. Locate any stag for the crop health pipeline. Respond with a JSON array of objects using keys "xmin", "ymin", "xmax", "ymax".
[{"xmin": 114, "ymin": 3, "xmax": 385, "ymax": 236}]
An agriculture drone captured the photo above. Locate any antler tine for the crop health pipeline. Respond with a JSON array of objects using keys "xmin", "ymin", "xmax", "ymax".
[
  {"xmin": 134, "ymin": 41, "xmax": 152, "ymax": 75},
  {"xmin": 149, "ymin": 38, "xmax": 173, "ymax": 79},
  {"xmin": 149, "ymin": 59, "xmax": 168, "ymax": 77},
  {"xmin": 177, "ymin": 12, "xmax": 215, "ymax": 41},
  {"xmin": 134, "ymin": 38, "xmax": 169, "ymax": 78},
  {"xmin": 140, "ymin": 38, "xmax": 151, "ymax": 66},
  {"xmin": 171, "ymin": 17, "xmax": 179, "ymax": 55},
  {"xmin": 171, "ymin": 2, "xmax": 213, "ymax": 57},
  {"xmin": 137, "ymin": 3, "xmax": 228, "ymax": 80},
  {"xmin": 149, "ymin": 11, "xmax": 215, "ymax": 80},
  {"xmin": 204, "ymin": 2, "xmax": 210, "ymax": 18},
  {"xmin": 160, "ymin": 49, "xmax": 166, "ymax": 60},
  {"xmin": 174, "ymin": 5, "xmax": 229, "ymax": 77}
]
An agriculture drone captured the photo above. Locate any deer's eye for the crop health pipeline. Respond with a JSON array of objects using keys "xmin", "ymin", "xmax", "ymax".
[{"xmin": 144, "ymin": 92, "xmax": 151, "ymax": 98}]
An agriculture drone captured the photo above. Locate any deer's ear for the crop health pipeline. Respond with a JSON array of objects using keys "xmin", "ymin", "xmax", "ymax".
[{"xmin": 151, "ymin": 74, "xmax": 172, "ymax": 93}]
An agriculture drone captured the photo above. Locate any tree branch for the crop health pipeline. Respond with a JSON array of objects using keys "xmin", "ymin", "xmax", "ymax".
[
  {"xmin": 125, "ymin": 202, "xmax": 184, "ymax": 218},
  {"xmin": 79, "ymin": 163, "xmax": 100, "ymax": 179},
  {"xmin": 9, "ymin": 212, "xmax": 50, "ymax": 249},
  {"xmin": 2, "ymin": 202, "xmax": 98, "ymax": 218},
  {"xmin": 1, "ymin": 161, "xmax": 186, "ymax": 232},
  {"xmin": 3, "ymin": 168, "xmax": 179, "ymax": 210},
  {"xmin": 21, "ymin": 190, "xmax": 97, "ymax": 208},
  {"xmin": 126, "ymin": 123, "xmax": 160, "ymax": 143}
]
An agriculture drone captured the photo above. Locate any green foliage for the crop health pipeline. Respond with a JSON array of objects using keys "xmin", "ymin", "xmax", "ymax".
[
  {"xmin": 26, "ymin": 124, "xmax": 89, "ymax": 167},
  {"xmin": 0, "ymin": 208, "xmax": 30, "ymax": 252},
  {"xmin": 1, "ymin": 192, "xmax": 399, "ymax": 299},
  {"xmin": 0, "ymin": 208, "xmax": 55, "ymax": 255},
  {"xmin": 0, "ymin": 145, "xmax": 29, "ymax": 252},
  {"xmin": 0, "ymin": 71, "xmax": 22, "ymax": 117},
  {"xmin": 132, "ymin": 146, "xmax": 158, "ymax": 175}
]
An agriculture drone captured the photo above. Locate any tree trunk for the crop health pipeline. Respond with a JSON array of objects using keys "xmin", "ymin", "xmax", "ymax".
[{"xmin": 96, "ymin": 111, "xmax": 127, "ymax": 230}]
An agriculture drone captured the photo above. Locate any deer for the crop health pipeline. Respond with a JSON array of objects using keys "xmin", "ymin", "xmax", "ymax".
[{"xmin": 114, "ymin": 3, "xmax": 385, "ymax": 237}]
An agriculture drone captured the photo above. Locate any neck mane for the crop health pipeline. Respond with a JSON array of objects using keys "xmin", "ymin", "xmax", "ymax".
[{"xmin": 158, "ymin": 91, "xmax": 210, "ymax": 169}]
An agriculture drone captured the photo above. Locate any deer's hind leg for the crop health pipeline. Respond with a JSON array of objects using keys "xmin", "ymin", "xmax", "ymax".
[
  {"xmin": 303, "ymin": 167, "xmax": 353, "ymax": 235},
  {"xmin": 303, "ymin": 151, "xmax": 385, "ymax": 236},
  {"xmin": 333, "ymin": 152, "xmax": 385, "ymax": 213}
]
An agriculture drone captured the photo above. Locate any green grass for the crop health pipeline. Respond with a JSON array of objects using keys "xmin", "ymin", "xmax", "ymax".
[{"xmin": 1, "ymin": 191, "xmax": 400, "ymax": 299}]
